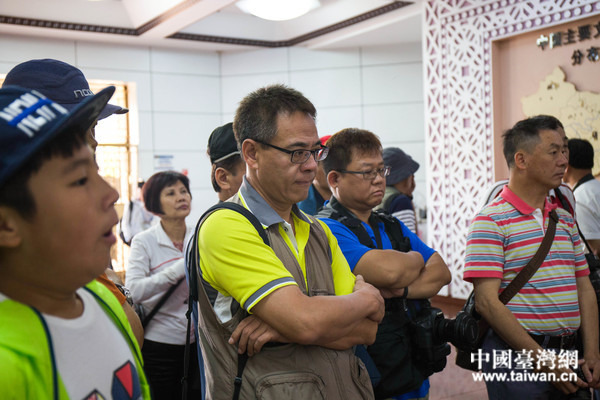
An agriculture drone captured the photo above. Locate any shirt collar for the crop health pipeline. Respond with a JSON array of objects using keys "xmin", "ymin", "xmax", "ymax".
[
  {"xmin": 238, "ymin": 176, "xmax": 310, "ymax": 227},
  {"xmin": 500, "ymin": 185, "xmax": 557, "ymax": 216}
]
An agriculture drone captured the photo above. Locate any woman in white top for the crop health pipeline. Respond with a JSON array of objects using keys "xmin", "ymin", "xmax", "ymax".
[{"xmin": 125, "ymin": 171, "xmax": 200, "ymax": 399}]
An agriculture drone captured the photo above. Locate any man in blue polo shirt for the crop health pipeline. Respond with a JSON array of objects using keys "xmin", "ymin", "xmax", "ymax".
[{"xmin": 317, "ymin": 128, "xmax": 451, "ymax": 400}]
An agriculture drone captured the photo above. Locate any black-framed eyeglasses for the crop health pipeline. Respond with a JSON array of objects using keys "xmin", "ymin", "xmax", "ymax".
[
  {"xmin": 254, "ymin": 139, "xmax": 329, "ymax": 164},
  {"xmin": 336, "ymin": 166, "xmax": 391, "ymax": 180}
]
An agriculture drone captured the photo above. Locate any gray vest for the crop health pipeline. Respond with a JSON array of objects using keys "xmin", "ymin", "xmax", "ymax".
[{"xmin": 193, "ymin": 196, "xmax": 374, "ymax": 400}]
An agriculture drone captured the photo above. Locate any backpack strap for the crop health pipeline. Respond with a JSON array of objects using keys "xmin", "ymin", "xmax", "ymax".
[
  {"xmin": 374, "ymin": 211, "xmax": 412, "ymax": 253},
  {"xmin": 319, "ymin": 197, "xmax": 377, "ymax": 249},
  {"xmin": 183, "ymin": 201, "xmax": 269, "ymax": 400},
  {"xmin": 319, "ymin": 197, "xmax": 412, "ymax": 253}
]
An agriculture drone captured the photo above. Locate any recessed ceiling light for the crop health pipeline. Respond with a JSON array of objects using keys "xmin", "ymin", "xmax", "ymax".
[{"xmin": 236, "ymin": 0, "xmax": 321, "ymax": 21}]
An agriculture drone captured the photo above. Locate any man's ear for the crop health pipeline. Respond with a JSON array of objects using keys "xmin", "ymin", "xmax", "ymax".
[
  {"xmin": 242, "ymin": 139, "xmax": 259, "ymax": 170},
  {"xmin": 0, "ymin": 207, "xmax": 23, "ymax": 248},
  {"xmin": 514, "ymin": 151, "xmax": 527, "ymax": 170},
  {"xmin": 327, "ymin": 170, "xmax": 340, "ymax": 189},
  {"xmin": 214, "ymin": 167, "xmax": 231, "ymax": 191}
]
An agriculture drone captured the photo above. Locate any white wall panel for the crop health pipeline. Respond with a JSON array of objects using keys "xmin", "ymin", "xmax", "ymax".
[
  {"xmin": 315, "ymin": 106, "xmax": 363, "ymax": 137},
  {"xmin": 221, "ymin": 73, "xmax": 289, "ymax": 113},
  {"xmin": 363, "ymin": 103, "xmax": 424, "ymax": 143},
  {"xmin": 362, "ymin": 63, "xmax": 423, "ymax": 104},
  {"xmin": 361, "ymin": 42, "xmax": 421, "ymax": 66},
  {"xmin": 289, "ymin": 47, "xmax": 360, "ymax": 70},
  {"xmin": 163, "ymin": 150, "xmax": 212, "ymax": 190},
  {"xmin": 137, "ymin": 150, "xmax": 155, "ymax": 182},
  {"xmin": 290, "ymin": 68, "xmax": 361, "ymax": 109},
  {"xmin": 0, "ymin": 35, "xmax": 75, "ymax": 65},
  {"xmin": 221, "ymin": 48, "xmax": 288, "ymax": 76},
  {"xmin": 76, "ymin": 42, "xmax": 150, "ymax": 71},
  {"xmin": 151, "ymin": 74, "xmax": 220, "ymax": 113},
  {"xmin": 150, "ymin": 48, "xmax": 220, "ymax": 75},
  {"xmin": 137, "ymin": 111, "xmax": 153, "ymax": 151},
  {"xmin": 189, "ymin": 188, "xmax": 220, "ymax": 227},
  {"xmin": 153, "ymin": 112, "xmax": 222, "ymax": 152}
]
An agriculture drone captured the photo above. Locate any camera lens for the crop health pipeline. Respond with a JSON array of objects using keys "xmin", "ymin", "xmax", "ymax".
[{"xmin": 434, "ymin": 311, "xmax": 479, "ymax": 351}]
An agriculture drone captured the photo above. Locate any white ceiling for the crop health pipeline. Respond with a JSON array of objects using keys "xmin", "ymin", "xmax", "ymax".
[{"xmin": 0, "ymin": 0, "xmax": 423, "ymax": 52}]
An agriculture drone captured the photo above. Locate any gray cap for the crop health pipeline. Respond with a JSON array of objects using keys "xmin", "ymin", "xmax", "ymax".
[{"xmin": 383, "ymin": 147, "xmax": 419, "ymax": 185}]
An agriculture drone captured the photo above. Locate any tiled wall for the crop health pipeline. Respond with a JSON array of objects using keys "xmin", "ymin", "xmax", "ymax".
[{"xmin": 0, "ymin": 35, "xmax": 425, "ymax": 230}]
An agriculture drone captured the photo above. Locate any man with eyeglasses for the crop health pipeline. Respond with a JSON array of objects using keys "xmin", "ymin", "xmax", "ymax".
[
  {"xmin": 192, "ymin": 85, "xmax": 384, "ymax": 400},
  {"xmin": 317, "ymin": 128, "xmax": 451, "ymax": 400}
]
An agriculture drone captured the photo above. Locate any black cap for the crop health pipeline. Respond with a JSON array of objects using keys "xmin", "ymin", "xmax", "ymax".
[{"xmin": 207, "ymin": 122, "xmax": 240, "ymax": 164}]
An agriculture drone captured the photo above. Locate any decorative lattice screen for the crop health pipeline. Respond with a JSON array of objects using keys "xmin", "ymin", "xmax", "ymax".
[{"xmin": 424, "ymin": 0, "xmax": 600, "ymax": 298}]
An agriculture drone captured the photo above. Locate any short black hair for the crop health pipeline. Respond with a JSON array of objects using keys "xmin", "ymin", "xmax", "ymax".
[
  {"xmin": 233, "ymin": 84, "xmax": 317, "ymax": 147},
  {"xmin": 568, "ymin": 138, "xmax": 594, "ymax": 169},
  {"xmin": 0, "ymin": 126, "xmax": 88, "ymax": 220},
  {"xmin": 322, "ymin": 128, "xmax": 382, "ymax": 175},
  {"xmin": 142, "ymin": 171, "xmax": 191, "ymax": 214},
  {"xmin": 502, "ymin": 115, "xmax": 564, "ymax": 168}
]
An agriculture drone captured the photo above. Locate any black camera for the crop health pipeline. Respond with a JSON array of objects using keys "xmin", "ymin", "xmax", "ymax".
[
  {"xmin": 413, "ymin": 303, "xmax": 479, "ymax": 350},
  {"xmin": 409, "ymin": 303, "xmax": 479, "ymax": 376}
]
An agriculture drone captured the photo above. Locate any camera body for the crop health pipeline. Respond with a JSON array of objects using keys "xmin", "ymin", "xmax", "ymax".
[{"xmin": 409, "ymin": 300, "xmax": 479, "ymax": 376}]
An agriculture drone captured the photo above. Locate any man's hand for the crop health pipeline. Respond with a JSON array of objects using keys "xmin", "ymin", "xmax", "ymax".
[
  {"xmin": 580, "ymin": 356, "xmax": 600, "ymax": 389},
  {"xmin": 537, "ymin": 360, "xmax": 581, "ymax": 394},
  {"xmin": 229, "ymin": 315, "xmax": 289, "ymax": 356},
  {"xmin": 353, "ymin": 274, "xmax": 385, "ymax": 323}
]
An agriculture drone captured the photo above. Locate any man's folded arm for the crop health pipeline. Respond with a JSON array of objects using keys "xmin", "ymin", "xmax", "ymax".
[
  {"xmin": 354, "ymin": 249, "xmax": 424, "ymax": 289},
  {"xmin": 249, "ymin": 277, "xmax": 383, "ymax": 347}
]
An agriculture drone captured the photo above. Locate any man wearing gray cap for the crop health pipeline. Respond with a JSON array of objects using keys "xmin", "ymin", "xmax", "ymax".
[{"xmin": 378, "ymin": 147, "xmax": 420, "ymax": 234}]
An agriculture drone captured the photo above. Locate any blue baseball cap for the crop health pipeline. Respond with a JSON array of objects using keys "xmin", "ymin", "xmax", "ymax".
[
  {"xmin": 2, "ymin": 59, "xmax": 127, "ymax": 120},
  {"xmin": 0, "ymin": 85, "xmax": 115, "ymax": 186}
]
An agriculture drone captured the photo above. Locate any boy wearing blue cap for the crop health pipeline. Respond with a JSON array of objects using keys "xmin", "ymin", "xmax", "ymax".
[
  {"xmin": 0, "ymin": 86, "xmax": 150, "ymax": 399},
  {"xmin": 2, "ymin": 58, "xmax": 145, "ymax": 347}
]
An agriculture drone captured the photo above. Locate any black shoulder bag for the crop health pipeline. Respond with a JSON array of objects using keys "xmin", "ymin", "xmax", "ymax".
[
  {"xmin": 141, "ymin": 277, "xmax": 184, "ymax": 328},
  {"xmin": 456, "ymin": 209, "xmax": 558, "ymax": 371}
]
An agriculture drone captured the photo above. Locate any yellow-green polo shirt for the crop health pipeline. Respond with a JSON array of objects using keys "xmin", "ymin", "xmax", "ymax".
[{"xmin": 198, "ymin": 180, "xmax": 356, "ymax": 319}]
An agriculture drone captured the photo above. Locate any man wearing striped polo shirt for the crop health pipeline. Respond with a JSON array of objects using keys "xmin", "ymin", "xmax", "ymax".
[{"xmin": 464, "ymin": 115, "xmax": 600, "ymax": 399}]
